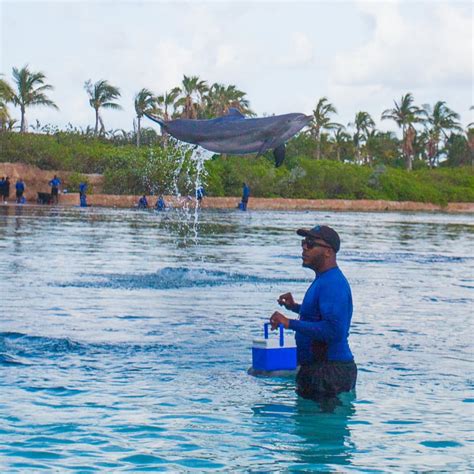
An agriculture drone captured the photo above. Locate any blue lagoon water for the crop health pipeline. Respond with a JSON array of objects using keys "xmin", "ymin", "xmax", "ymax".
[{"xmin": 0, "ymin": 205, "xmax": 473, "ymax": 471}]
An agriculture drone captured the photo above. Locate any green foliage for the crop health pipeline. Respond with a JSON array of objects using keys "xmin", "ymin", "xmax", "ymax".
[
  {"xmin": 66, "ymin": 172, "xmax": 91, "ymax": 193},
  {"xmin": 443, "ymin": 133, "xmax": 471, "ymax": 167},
  {"xmin": 204, "ymin": 156, "xmax": 473, "ymax": 203},
  {"xmin": 1, "ymin": 131, "xmax": 472, "ymax": 203}
]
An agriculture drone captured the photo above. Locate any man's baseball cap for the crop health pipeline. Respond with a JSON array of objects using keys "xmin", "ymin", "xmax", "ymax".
[{"xmin": 296, "ymin": 225, "xmax": 340, "ymax": 253}]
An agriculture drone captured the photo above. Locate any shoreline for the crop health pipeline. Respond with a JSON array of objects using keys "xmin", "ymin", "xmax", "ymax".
[
  {"xmin": 1, "ymin": 162, "xmax": 473, "ymax": 213},
  {"xmin": 2, "ymin": 193, "xmax": 473, "ymax": 213}
]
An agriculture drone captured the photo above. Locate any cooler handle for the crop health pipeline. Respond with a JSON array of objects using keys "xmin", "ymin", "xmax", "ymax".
[{"xmin": 264, "ymin": 323, "xmax": 285, "ymax": 347}]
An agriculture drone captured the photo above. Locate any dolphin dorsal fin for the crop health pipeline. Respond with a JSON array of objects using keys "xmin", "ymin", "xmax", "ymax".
[{"xmin": 226, "ymin": 108, "xmax": 245, "ymax": 118}]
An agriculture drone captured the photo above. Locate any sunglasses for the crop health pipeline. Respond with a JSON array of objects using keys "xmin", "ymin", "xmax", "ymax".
[{"xmin": 301, "ymin": 238, "xmax": 332, "ymax": 250}]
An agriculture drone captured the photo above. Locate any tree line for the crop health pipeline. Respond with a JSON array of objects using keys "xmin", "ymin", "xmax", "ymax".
[{"xmin": 0, "ymin": 64, "xmax": 472, "ymax": 170}]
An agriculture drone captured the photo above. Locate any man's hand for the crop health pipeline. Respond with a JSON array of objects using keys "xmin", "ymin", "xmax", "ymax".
[
  {"xmin": 270, "ymin": 311, "xmax": 290, "ymax": 330},
  {"xmin": 277, "ymin": 292, "xmax": 297, "ymax": 311}
]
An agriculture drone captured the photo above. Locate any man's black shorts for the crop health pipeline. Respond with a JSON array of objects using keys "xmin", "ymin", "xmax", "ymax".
[
  {"xmin": 296, "ymin": 360, "xmax": 357, "ymax": 401},
  {"xmin": 51, "ymin": 187, "xmax": 59, "ymax": 196}
]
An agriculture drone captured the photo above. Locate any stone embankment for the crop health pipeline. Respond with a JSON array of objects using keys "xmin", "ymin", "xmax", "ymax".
[{"xmin": 1, "ymin": 162, "xmax": 473, "ymax": 213}]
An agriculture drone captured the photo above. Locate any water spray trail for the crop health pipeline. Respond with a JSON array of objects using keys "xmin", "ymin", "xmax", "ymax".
[{"xmin": 191, "ymin": 148, "xmax": 210, "ymax": 243}]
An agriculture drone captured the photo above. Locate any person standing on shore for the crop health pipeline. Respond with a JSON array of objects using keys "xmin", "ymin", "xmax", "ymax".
[
  {"xmin": 240, "ymin": 182, "xmax": 250, "ymax": 211},
  {"xmin": 15, "ymin": 178, "xmax": 25, "ymax": 203},
  {"xmin": 196, "ymin": 186, "xmax": 205, "ymax": 206},
  {"xmin": 4, "ymin": 177, "xmax": 10, "ymax": 202},
  {"xmin": 79, "ymin": 182, "xmax": 88, "ymax": 207},
  {"xmin": 269, "ymin": 225, "xmax": 357, "ymax": 406},
  {"xmin": 0, "ymin": 177, "xmax": 5, "ymax": 202},
  {"xmin": 49, "ymin": 175, "xmax": 61, "ymax": 204},
  {"xmin": 138, "ymin": 195, "xmax": 148, "ymax": 209},
  {"xmin": 155, "ymin": 195, "xmax": 166, "ymax": 211}
]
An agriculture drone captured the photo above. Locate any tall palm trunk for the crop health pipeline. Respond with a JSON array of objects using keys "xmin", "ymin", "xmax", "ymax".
[
  {"xmin": 20, "ymin": 106, "xmax": 26, "ymax": 132},
  {"xmin": 94, "ymin": 108, "xmax": 99, "ymax": 135},
  {"xmin": 136, "ymin": 117, "xmax": 141, "ymax": 147},
  {"xmin": 315, "ymin": 128, "xmax": 321, "ymax": 160},
  {"xmin": 355, "ymin": 140, "xmax": 361, "ymax": 164},
  {"xmin": 403, "ymin": 125, "xmax": 416, "ymax": 171}
]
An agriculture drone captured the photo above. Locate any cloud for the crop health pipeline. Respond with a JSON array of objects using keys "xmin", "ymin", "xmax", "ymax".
[
  {"xmin": 331, "ymin": 2, "xmax": 472, "ymax": 89},
  {"xmin": 278, "ymin": 32, "xmax": 314, "ymax": 67}
]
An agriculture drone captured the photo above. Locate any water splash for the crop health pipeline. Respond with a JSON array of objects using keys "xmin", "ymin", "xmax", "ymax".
[
  {"xmin": 53, "ymin": 267, "xmax": 307, "ymax": 290},
  {"xmin": 166, "ymin": 143, "xmax": 211, "ymax": 245}
]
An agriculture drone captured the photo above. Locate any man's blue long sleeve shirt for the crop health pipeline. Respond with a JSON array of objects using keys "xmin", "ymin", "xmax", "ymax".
[{"xmin": 288, "ymin": 266, "xmax": 354, "ymax": 363}]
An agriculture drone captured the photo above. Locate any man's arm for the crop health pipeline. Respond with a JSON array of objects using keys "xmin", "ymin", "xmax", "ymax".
[
  {"xmin": 288, "ymin": 284, "xmax": 349, "ymax": 343},
  {"xmin": 277, "ymin": 292, "xmax": 301, "ymax": 314}
]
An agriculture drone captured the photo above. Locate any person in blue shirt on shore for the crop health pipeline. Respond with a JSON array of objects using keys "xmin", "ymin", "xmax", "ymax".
[
  {"xmin": 270, "ymin": 225, "xmax": 357, "ymax": 403},
  {"xmin": 79, "ymin": 182, "xmax": 88, "ymax": 207},
  {"xmin": 196, "ymin": 186, "xmax": 205, "ymax": 206},
  {"xmin": 15, "ymin": 178, "xmax": 25, "ymax": 203},
  {"xmin": 137, "ymin": 195, "xmax": 148, "ymax": 209},
  {"xmin": 240, "ymin": 182, "xmax": 250, "ymax": 211},
  {"xmin": 49, "ymin": 175, "xmax": 61, "ymax": 204},
  {"xmin": 155, "ymin": 195, "xmax": 165, "ymax": 211}
]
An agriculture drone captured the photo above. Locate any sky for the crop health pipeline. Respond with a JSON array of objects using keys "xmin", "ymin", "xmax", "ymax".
[{"xmin": 1, "ymin": 0, "xmax": 472, "ymax": 136}]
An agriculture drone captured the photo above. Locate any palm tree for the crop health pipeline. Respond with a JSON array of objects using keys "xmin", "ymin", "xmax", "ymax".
[
  {"xmin": 0, "ymin": 77, "xmax": 14, "ymax": 130},
  {"xmin": 11, "ymin": 65, "xmax": 58, "ymax": 132},
  {"xmin": 308, "ymin": 97, "xmax": 341, "ymax": 160},
  {"xmin": 349, "ymin": 111, "xmax": 375, "ymax": 164},
  {"xmin": 156, "ymin": 87, "xmax": 180, "ymax": 121},
  {"xmin": 175, "ymin": 75, "xmax": 208, "ymax": 119},
  {"xmin": 331, "ymin": 126, "xmax": 351, "ymax": 162},
  {"xmin": 381, "ymin": 93, "xmax": 424, "ymax": 170},
  {"xmin": 205, "ymin": 83, "xmax": 252, "ymax": 117},
  {"xmin": 84, "ymin": 79, "xmax": 121, "ymax": 135},
  {"xmin": 421, "ymin": 101, "xmax": 462, "ymax": 167},
  {"xmin": 134, "ymin": 88, "xmax": 157, "ymax": 147},
  {"xmin": 154, "ymin": 87, "xmax": 181, "ymax": 147}
]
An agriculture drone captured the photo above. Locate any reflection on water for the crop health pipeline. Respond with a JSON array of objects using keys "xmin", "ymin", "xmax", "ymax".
[{"xmin": 0, "ymin": 205, "xmax": 472, "ymax": 471}]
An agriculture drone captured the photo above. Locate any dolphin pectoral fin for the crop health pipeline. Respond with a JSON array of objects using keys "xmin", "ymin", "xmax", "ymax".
[{"xmin": 273, "ymin": 144, "xmax": 286, "ymax": 167}]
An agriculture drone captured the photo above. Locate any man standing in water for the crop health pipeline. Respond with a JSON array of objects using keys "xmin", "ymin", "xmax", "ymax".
[{"xmin": 270, "ymin": 225, "xmax": 357, "ymax": 403}]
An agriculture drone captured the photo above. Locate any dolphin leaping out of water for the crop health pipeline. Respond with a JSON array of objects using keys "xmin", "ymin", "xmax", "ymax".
[{"xmin": 145, "ymin": 108, "xmax": 312, "ymax": 167}]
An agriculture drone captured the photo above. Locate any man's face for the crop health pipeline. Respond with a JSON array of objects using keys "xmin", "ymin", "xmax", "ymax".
[{"xmin": 301, "ymin": 237, "xmax": 333, "ymax": 270}]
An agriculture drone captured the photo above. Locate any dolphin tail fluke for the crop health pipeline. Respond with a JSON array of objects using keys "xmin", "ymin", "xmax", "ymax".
[
  {"xmin": 273, "ymin": 144, "xmax": 286, "ymax": 167},
  {"xmin": 144, "ymin": 112, "xmax": 165, "ymax": 128}
]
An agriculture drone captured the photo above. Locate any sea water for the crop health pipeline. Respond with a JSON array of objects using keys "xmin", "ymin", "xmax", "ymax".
[{"xmin": 0, "ymin": 205, "xmax": 472, "ymax": 471}]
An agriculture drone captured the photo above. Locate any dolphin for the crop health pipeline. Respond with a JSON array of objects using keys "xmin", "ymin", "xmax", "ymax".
[{"xmin": 145, "ymin": 108, "xmax": 312, "ymax": 167}]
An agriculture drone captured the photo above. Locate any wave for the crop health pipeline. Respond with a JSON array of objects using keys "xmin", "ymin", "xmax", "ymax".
[
  {"xmin": 0, "ymin": 352, "xmax": 32, "ymax": 366},
  {"xmin": 53, "ymin": 267, "xmax": 306, "ymax": 291},
  {"xmin": 0, "ymin": 331, "xmax": 180, "ymax": 360}
]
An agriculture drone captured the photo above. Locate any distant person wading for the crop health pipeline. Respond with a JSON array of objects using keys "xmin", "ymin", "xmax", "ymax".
[{"xmin": 270, "ymin": 225, "xmax": 357, "ymax": 404}]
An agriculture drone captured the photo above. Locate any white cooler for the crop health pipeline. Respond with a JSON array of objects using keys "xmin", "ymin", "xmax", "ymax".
[{"xmin": 252, "ymin": 323, "xmax": 297, "ymax": 371}]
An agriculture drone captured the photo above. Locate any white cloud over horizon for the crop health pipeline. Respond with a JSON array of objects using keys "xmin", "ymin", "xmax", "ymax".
[{"xmin": 1, "ymin": 0, "xmax": 472, "ymax": 135}]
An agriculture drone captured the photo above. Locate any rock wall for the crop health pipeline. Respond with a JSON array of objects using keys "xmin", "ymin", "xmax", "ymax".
[{"xmin": 0, "ymin": 163, "xmax": 104, "ymax": 201}]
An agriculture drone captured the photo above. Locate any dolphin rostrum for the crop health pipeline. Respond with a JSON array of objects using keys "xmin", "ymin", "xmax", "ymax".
[{"xmin": 145, "ymin": 108, "xmax": 312, "ymax": 167}]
